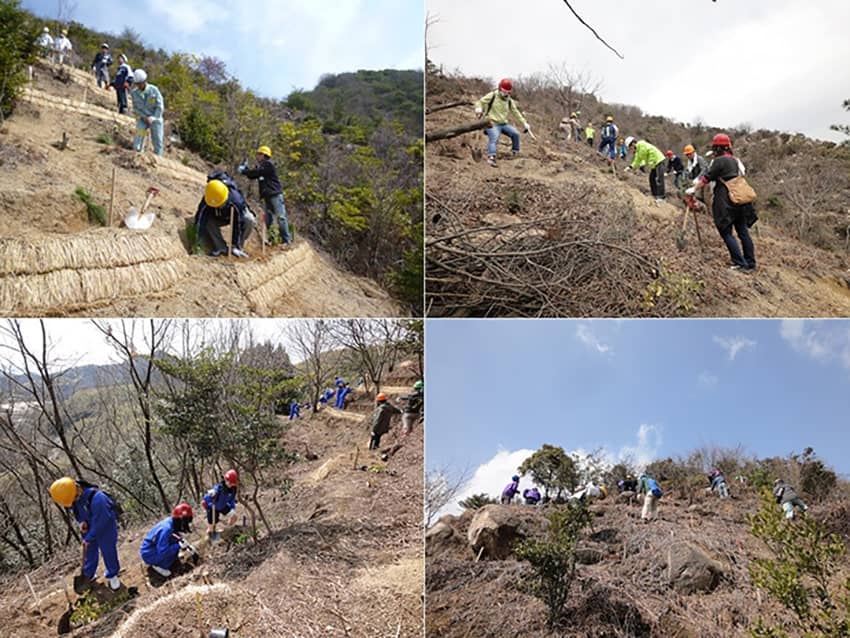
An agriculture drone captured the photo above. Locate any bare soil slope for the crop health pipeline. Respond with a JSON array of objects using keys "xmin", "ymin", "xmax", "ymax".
[
  {"xmin": 425, "ymin": 74, "xmax": 850, "ymax": 317},
  {"xmin": 0, "ymin": 61, "xmax": 400, "ymax": 317},
  {"xmin": 0, "ymin": 384, "xmax": 423, "ymax": 637},
  {"xmin": 426, "ymin": 488, "xmax": 850, "ymax": 637}
]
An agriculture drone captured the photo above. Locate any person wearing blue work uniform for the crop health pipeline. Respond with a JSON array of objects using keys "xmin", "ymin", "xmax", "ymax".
[
  {"xmin": 194, "ymin": 173, "xmax": 255, "ymax": 258},
  {"xmin": 598, "ymin": 115, "xmax": 618, "ymax": 164},
  {"xmin": 289, "ymin": 399, "xmax": 301, "ymax": 421},
  {"xmin": 111, "ymin": 54, "xmax": 133, "ymax": 115},
  {"xmin": 337, "ymin": 384, "xmax": 352, "ymax": 410},
  {"xmin": 501, "ymin": 475, "xmax": 520, "ymax": 504},
  {"xmin": 203, "ymin": 469, "xmax": 239, "ymax": 536},
  {"xmin": 238, "ymin": 146, "xmax": 292, "ymax": 246},
  {"xmin": 130, "ymin": 68, "xmax": 165, "ymax": 155},
  {"xmin": 141, "ymin": 503, "xmax": 197, "ymax": 578},
  {"xmin": 50, "ymin": 477, "xmax": 122, "ymax": 591}
]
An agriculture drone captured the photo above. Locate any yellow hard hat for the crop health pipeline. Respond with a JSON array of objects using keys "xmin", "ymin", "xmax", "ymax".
[
  {"xmin": 50, "ymin": 477, "xmax": 77, "ymax": 507},
  {"xmin": 61, "ymin": 29, "xmax": 68, "ymax": 35},
  {"xmin": 599, "ymin": 485, "xmax": 608, "ymax": 499},
  {"xmin": 204, "ymin": 180, "xmax": 229, "ymax": 208},
  {"xmin": 606, "ymin": 115, "xmax": 614, "ymax": 122},
  {"xmin": 256, "ymin": 145, "xmax": 272, "ymax": 157}
]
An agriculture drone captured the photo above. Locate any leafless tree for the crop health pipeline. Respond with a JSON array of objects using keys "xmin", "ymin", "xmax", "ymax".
[
  {"xmin": 286, "ymin": 320, "xmax": 334, "ymax": 414},
  {"xmin": 546, "ymin": 62, "xmax": 603, "ymax": 117},
  {"xmin": 329, "ymin": 319, "xmax": 406, "ymax": 394},
  {"xmin": 91, "ymin": 319, "xmax": 173, "ymax": 514},
  {"xmin": 425, "ymin": 466, "xmax": 470, "ymax": 528},
  {"xmin": 56, "ymin": 0, "xmax": 78, "ymax": 26}
]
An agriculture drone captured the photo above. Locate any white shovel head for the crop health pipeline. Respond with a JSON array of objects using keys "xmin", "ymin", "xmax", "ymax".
[{"xmin": 124, "ymin": 207, "xmax": 156, "ymax": 230}]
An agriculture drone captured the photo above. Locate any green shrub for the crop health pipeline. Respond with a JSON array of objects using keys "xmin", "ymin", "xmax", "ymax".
[
  {"xmin": 72, "ymin": 186, "xmax": 107, "ymax": 226},
  {"xmin": 797, "ymin": 448, "xmax": 837, "ymax": 502},
  {"xmin": 516, "ymin": 503, "xmax": 592, "ymax": 629},
  {"xmin": 748, "ymin": 489, "xmax": 850, "ymax": 637},
  {"xmin": 0, "ymin": 0, "xmax": 37, "ymax": 121},
  {"xmin": 95, "ymin": 133, "xmax": 113, "ymax": 145},
  {"xmin": 458, "ymin": 493, "xmax": 498, "ymax": 510}
]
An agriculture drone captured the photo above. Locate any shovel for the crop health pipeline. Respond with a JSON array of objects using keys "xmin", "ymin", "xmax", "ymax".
[
  {"xmin": 72, "ymin": 542, "xmax": 90, "ymax": 595},
  {"xmin": 125, "ymin": 186, "xmax": 160, "ymax": 230},
  {"xmin": 675, "ymin": 203, "xmax": 690, "ymax": 251},
  {"xmin": 57, "ymin": 578, "xmax": 74, "ymax": 634}
]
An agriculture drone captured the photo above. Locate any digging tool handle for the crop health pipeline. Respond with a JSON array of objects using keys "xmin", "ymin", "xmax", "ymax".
[
  {"xmin": 108, "ymin": 166, "xmax": 117, "ymax": 226},
  {"xmin": 139, "ymin": 191, "xmax": 155, "ymax": 216},
  {"xmin": 692, "ymin": 207, "xmax": 703, "ymax": 246}
]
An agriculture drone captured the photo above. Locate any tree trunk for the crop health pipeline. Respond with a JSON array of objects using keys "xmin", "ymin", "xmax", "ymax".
[
  {"xmin": 426, "ymin": 120, "xmax": 488, "ymax": 143},
  {"xmin": 425, "ymin": 101, "xmax": 471, "ymax": 114}
]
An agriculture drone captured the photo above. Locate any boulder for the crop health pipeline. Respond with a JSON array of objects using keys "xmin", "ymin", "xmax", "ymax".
[
  {"xmin": 666, "ymin": 542, "xmax": 726, "ymax": 594},
  {"xmin": 467, "ymin": 504, "xmax": 539, "ymax": 560},
  {"xmin": 575, "ymin": 547, "xmax": 604, "ymax": 565}
]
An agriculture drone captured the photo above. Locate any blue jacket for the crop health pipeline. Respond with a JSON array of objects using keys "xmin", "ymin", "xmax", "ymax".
[
  {"xmin": 203, "ymin": 482, "xmax": 237, "ymax": 513},
  {"xmin": 140, "ymin": 517, "xmax": 180, "ymax": 568},
  {"xmin": 289, "ymin": 400, "xmax": 301, "ymax": 419},
  {"xmin": 131, "ymin": 83, "xmax": 164, "ymax": 120},
  {"xmin": 502, "ymin": 479, "xmax": 519, "ymax": 499},
  {"xmin": 194, "ymin": 186, "xmax": 250, "ymax": 246},
  {"xmin": 601, "ymin": 123, "xmax": 618, "ymax": 140},
  {"xmin": 710, "ymin": 475, "xmax": 726, "ymax": 490},
  {"xmin": 72, "ymin": 488, "xmax": 118, "ymax": 544}
]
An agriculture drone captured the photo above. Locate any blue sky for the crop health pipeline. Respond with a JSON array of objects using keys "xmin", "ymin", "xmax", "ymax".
[
  {"xmin": 24, "ymin": 0, "xmax": 423, "ymax": 99},
  {"xmin": 426, "ymin": 319, "xmax": 850, "ymax": 512}
]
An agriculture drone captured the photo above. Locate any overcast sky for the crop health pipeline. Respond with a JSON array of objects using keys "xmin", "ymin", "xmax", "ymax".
[
  {"xmin": 23, "ymin": 0, "xmax": 423, "ymax": 99},
  {"xmin": 427, "ymin": 0, "xmax": 850, "ymax": 142},
  {"xmin": 427, "ymin": 319, "xmax": 850, "ymax": 516},
  {"xmin": 0, "ymin": 319, "xmax": 298, "ymax": 368}
]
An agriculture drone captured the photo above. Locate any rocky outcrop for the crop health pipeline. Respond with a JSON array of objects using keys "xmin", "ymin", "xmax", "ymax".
[
  {"xmin": 666, "ymin": 542, "xmax": 726, "ymax": 594},
  {"xmin": 467, "ymin": 505, "xmax": 542, "ymax": 560}
]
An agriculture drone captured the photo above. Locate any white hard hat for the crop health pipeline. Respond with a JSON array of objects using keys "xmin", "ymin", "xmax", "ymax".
[
  {"xmin": 133, "ymin": 69, "xmax": 148, "ymax": 83},
  {"xmin": 625, "ymin": 136, "xmax": 636, "ymax": 147},
  {"xmin": 43, "ymin": 26, "xmax": 49, "ymax": 33}
]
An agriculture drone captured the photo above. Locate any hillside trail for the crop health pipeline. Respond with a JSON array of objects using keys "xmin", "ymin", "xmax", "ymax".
[
  {"xmin": 426, "ymin": 484, "xmax": 850, "ymax": 637},
  {"xmin": 426, "ymin": 107, "xmax": 850, "ymax": 317},
  {"xmin": 0, "ymin": 381, "xmax": 423, "ymax": 637},
  {"xmin": 0, "ymin": 59, "xmax": 399, "ymax": 317}
]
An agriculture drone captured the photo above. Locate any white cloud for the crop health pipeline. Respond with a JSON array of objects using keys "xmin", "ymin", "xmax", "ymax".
[
  {"xmin": 713, "ymin": 336, "xmax": 756, "ymax": 361},
  {"xmin": 617, "ymin": 424, "xmax": 662, "ymax": 470},
  {"xmin": 440, "ymin": 448, "xmax": 535, "ymax": 517},
  {"xmin": 442, "ymin": 423, "xmax": 662, "ymax": 517},
  {"xmin": 698, "ymin": 371, "xmax": 718, "ymax": 388},
  {"xmin": 147, "ymin": 0, "xmax": 219, "ymax": 35},
  {"xmin": 576, "ymin": 323, "xmax": 612, "ymax": 355},
  {"xmin": 780, "ymin": 320, "xmax": 850, "ymax": 369}
]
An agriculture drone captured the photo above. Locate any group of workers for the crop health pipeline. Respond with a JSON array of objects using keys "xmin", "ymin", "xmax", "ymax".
[
  {"xmin": 35, "ymin": 26, "xmax": 72, "ymax": 65},
  {"xmin": 369, "ymin": 380, "xmax": 424, "ymax": 451},
  {"xmin": 499, "ymin": 468, "xmax": 809, "ymax": 523},
  {"xmin": 195, "ymin": 146, "xmax": 292, "ymax": 257},
  {"xmin": 48, "ymin": 470, "xmax": 241, "ymax": 589},
  {"xmin": 474, "ymin": 78, "xmax": 758, "ymax": 274}
]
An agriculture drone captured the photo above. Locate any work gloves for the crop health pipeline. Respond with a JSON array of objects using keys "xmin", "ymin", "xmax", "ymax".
[
  {"xmin": 685, "ymin": 187, "xmax": 696, "ymax": 195},
  {"xmin": 474, "ymin": 106, "xmax": 483, "ymax": 118},
  {"xmin": 624, "ymin": 166, "xmax": 632, "ymax": 172},
  {"xmin": 237, "ymin": 164, "xmax": 247, "ymax": 174}
]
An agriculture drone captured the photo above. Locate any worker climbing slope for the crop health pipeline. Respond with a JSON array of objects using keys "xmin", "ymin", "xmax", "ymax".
[{"xmin": 473, "ymin": 79, "xmax": 534, "ymax": 167}]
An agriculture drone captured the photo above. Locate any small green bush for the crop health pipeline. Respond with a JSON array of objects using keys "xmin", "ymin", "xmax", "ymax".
[
  {"xmin": 73, "ymin": 186, "xmax": 107, "ymax": 226},
  {"xmin": 95, "ymin": 133, "xmax": 113, "ymax": 145},
  {"xmin": 516, "ymin": 502, "xmax": 592, "ymax": 629}
]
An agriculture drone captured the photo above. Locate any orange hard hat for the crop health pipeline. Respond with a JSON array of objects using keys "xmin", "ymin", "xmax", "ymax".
[
  {"xmin": 376, "ymin": 393, "xmax": 388, "ymax": 402},
  {"xmin": 684, "ymin": 144, "xmax": 695, "ymax": 155}
]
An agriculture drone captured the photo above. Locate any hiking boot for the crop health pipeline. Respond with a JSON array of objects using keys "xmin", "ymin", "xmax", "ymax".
[
  {"xmin": 108, "ymin": 575, "xmax": 121, "ymax": 591},
  {"xmin": 487, "ymin": 156, "xmax": 497, "ymax": 167},
  {"xmin": 210, "ymin": 248, "xmax": 228, "ymax": 257},
  {"xmin": 231, "ymin": 248, "xmax": 249, "ymax": 258}
]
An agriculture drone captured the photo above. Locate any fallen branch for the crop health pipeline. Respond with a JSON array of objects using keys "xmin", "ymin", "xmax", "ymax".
[
  {"xmin": 426, "ymin": 120, "xmax": 488, "ymax": 143},
  {"xmin": 426, "ymin": 100, "xmax": 472, "ymax": 114}
]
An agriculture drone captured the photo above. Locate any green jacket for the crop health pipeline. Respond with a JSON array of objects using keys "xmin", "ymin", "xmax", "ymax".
[
  {"xmin": 585, "ymin": 125, "xmax": 595, "ymax": 139},
  {"xmin": 474, "ymin": 90, "xmax": 528, "ymax": 129},
  {"xmin": 631, "ymin": 140, "xmax": 665, "ymax": 170}
]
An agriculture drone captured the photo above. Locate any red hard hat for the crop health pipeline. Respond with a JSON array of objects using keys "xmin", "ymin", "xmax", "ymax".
[
  {"xmin": 224, "ymin": 469, "xmax": 238, "ymax": 486},
  {"xmin": 712, "ymin": 133, "xmax": 732, "ymax": 148},
  {"xmin": 498, "ymin": 78, "xmax": 512, "ymax": 93},
  {"xmin": 376, "ymin": 392, "xmax": 388, "ymax": 402},
  {"xmin": 172, "ymin": 502, "xmax": 194, "ymax": 519},
  {"xmin": 665, "ymin": 150, "xmax": 673, "ymax": 158}
]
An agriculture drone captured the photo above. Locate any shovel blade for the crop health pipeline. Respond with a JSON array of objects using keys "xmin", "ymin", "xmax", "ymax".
[
  {"xmin": 72, "ymin": 574, "xmax": 90, "ymax": 595},
  {"xmin": 57, "ymin": 608, "xmax": 73, "ymax": 634},
  {"xmin": 125, "ymin": 208, "xmax": 155, "ymax": 230}
]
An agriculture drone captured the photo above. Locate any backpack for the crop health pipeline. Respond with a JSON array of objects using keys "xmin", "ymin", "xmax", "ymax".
[
  {"xmin": 647, "ymin": 478, "xmax": 663, "ymax": 499},
  {"xmin": 721, "ymin": 176, "xmax": 757, "ymax": 205},
  {"xmin": 86, "ymin": 487, "xmax": 126, "ymax": 529}
]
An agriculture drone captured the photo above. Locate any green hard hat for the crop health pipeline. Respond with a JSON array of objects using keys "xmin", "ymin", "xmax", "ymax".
[{"xmin": 413, "ymin": 380, "xmax": 424, "ymax": 390}]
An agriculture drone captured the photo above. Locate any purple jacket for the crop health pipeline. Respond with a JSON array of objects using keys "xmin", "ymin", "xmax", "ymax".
[{"xmin": 502, "ymin": 479, "xmax": 519, "ymax": 499}]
